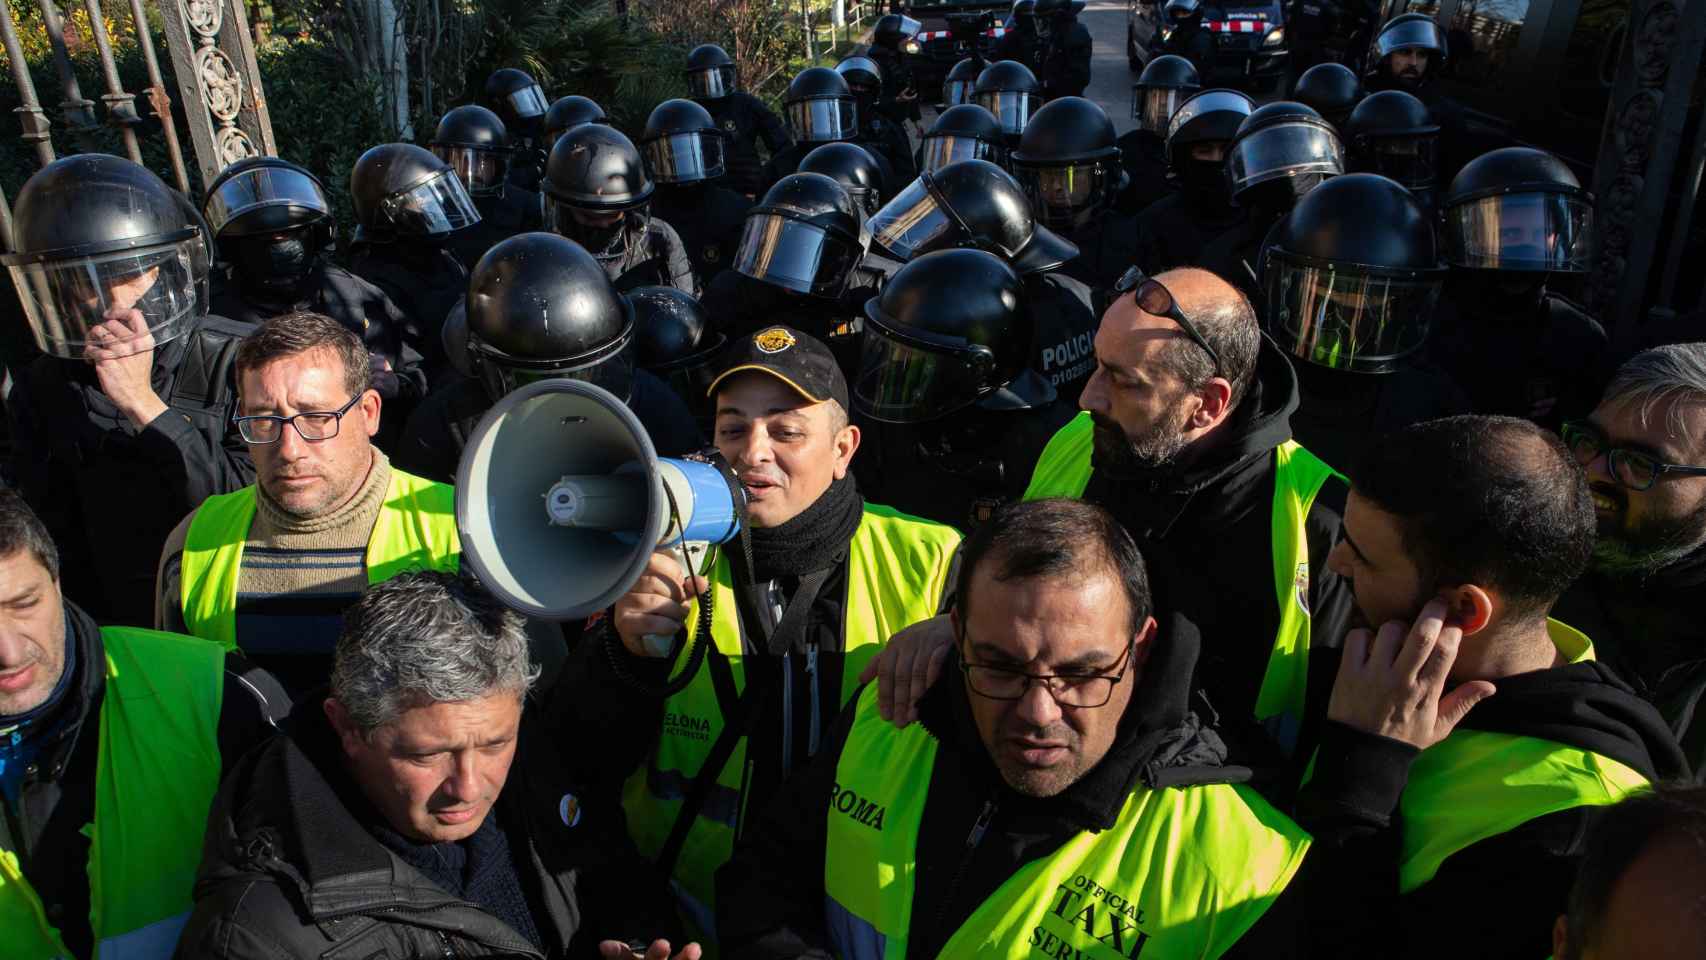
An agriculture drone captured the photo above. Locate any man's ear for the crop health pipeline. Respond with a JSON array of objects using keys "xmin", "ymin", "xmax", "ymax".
[
  {"xmin": 1551, "ymin": 915, "xmax": 1570, "ymax": 960},
  {"xmin": 323, "ymin": 697, "xmax": 366, "ymax": 758},
  {"xmin": 832, "ymin": 422, "xmax": 861, "ymax": 479},
  {"xmin": 360, "ymin": 387, "xmax": 383, "ymax": 438},
  {"xmin": 1131, "ymin": 615, "xmax": 1159, "ymax": 674},
  {"xmin": 1438, "ymin": 583, "xmax": 1495, "ymax": 635},
  {"xmin": 1187, "ymin": 378, "xmax": 1234, "ymax": 432}
]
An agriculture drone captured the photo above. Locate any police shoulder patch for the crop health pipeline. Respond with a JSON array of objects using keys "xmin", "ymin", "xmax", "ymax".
[
  {"xmin": 755, "ymin": 327, "xmax": 796, "ymax": 353},
  {"xmin": 559, "ymin": 792, "xmax": 583, "ymax": 828},
  {"xmin": 723, "ymin": 119, "xmax": 739, "ymax": 132}
]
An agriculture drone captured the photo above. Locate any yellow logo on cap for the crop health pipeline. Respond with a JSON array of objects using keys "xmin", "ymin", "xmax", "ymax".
[{"xmin": 754, "ymin": 327, "xmax": 796, "ymax": 354}]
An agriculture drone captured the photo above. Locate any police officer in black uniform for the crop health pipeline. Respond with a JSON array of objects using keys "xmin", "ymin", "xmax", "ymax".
[
  {"xmin": 1365, "ymin": 12, "xmax": 1470, "ymax": 180},
  {"xmin": 761, "ymin": 67, "xmax": 897, "ymax": 193},
  {"xmin": 482, "ymin": 67, "xmax": 550, "ymax": 191},
  {"xmin": 542, "ymin": 122, "xmax": 696, "ymax": 295},
  {"xmin": 917, "ymin": 104, "xmax": 1007, "ymax": 174},
  {"xmin": 346, "ymin": 142, "xmax": 482, "ymax": 383},
  {"xmin": 1429, "ymin": 147, "xmax": 1606, "ymax": 429},
  {"xmin": 869, "ymin": 159, "xmax": 1095, "ymax": 398},
  {"xmin": 1010, "ymin": 96, "xmax": 1136, "ymax": 307},
  {"xmin": 798, "ymin": 141, "xmax": 887, "ymax": 221},
  {"xmin": 1117, "ymin": 54, "xmax": 1198, "ymax": 214},
  {"xmin": 430, "ymin": 104, "xmax": 544, "ymax": 271},
  {"xmin": 866, "ymin": 13, "xmax": 924, "ymax": 131},
  {"xmin": 991, "ymin": 0, "xmax": 1041, "ymax": 70},
  {"xmin": 543, "ymin": 95, "xmax": 608, "ymax": 149},
  {"xmin": 852, "ymin": 248, "xmax": 1078, "ymax": 529},
  {"xmin": 1284, "ymin": 0, "xmax": 1338, "ymax": 93},
  {"xmin": 686, "ymin": 43, "xmax": 792, "ymax": 199},
  {"xmin": 2, "ymin": 154, "xmax": 257, "ymax": 624},
  {"xmin": 1130, "ymin": 88, "xmax": 1252, "ymax": 276},
  {"xmin": 1264, "ymin": 172, "xmax": 1468, "ymax": 472},
  {"xmin": 1345, "ymin": 88, "xmax": 1440, "ymax": 211},
  {"xmin": 972, "ymin": 59, "xmax": 1044, "ymax": 150},
  {"xmin": 641, "ymin": 98, "xmax": 753, "ymax": 288},
  {"xmin": 941, "ymin": 57, "xmax": 985, "ymax": 110},
  {"xmin": 395, "ymin": 233, "xmax": 701, "ymax": 484},
  {"xmin": 1159, "ymin": 0, "xmax": 1217, "ymax": 79},
  {"xmin": 836, "ymin": 55, "xmax": 918, "ymax": 184},
  {"xmin": 1034, "ymin": 0, "xmax": 1092, "ymax": 100},
  {"xmin": 629, "ymin": 284, "xmax": 726, "ymax": 431},
  {"xmin": 1292, "ymin": 61, "xmax": 1362, "ymax": 132}
]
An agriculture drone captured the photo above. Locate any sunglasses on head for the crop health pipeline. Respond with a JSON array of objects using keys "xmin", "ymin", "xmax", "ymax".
[{"xmin": 1115, "ymin": 267, "xmax": 1223, "ymax": 378}]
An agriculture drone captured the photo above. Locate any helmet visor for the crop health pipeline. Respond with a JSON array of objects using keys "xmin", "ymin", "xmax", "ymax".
[
  {"xmin": 483, "ymin": 345, "xmax": 638, "ymax": 404},
  {"xmin": 1228, "ymin": 123, "xmax": 1345, "ymax": 194},
  {"xmin": 1167, "ymin": 90, "xmax": 1253, "ymax": 143},
  {"xmin": 8, "ymin": 236, "xmax": 206, "ymax": 359},
  {"xmin": 1362, "ymin": 134, "xmax": 1438, "ymax": 191},
  {"xmin": 1377, "ymin": 19, "xmax": 1445, "ymax": 57},
  {"xmin": 431, "ymin": 145, "xmax": 511, "ymax": 196},
  {"xmin": 1014, "ymin": 161, "xmax": 1110, "ymax": 228},
  {"xmin": 921, "ymin": 134, "xmax": 1001, "ymax": 174},
  {"xmin": 787, "ymin": 98, "xmax": 858, "ymax": 142},
  {"xmin": 688, "ymin": 66, "xmax": 735, "ymax": 99},
  {"xmin": 506, "ymin": 84, "xmax": 549, "ymax": 119},
  {"xmin": 870, "ymin": 179, "xmax": 959, "ymax": 260},
  {"xmin": 644, "ymin": 131, "xmax": 727, "ymax": 184},
  {"xmin": 1133, "ymin": 87, "xmax": 1185, "ymax": 132},
  {"xmin": 1268, "ymin": 259, "xmax": 1441, "ymax": 373},
  {"xmin": 732, "ymin": 214, "xmax": 859, "ymax": 296},
  {"xmin": 944, "ymin": 78, "xmax": 975, "ymax": 108},
  {"xmin": 381, "ymin": 171, "xmax": 482, "ymax": 236},
  {"xmin": 975, "ymin": 91, "xmax": 1041, "ymax": 135},
  {"xmin": 855, "ymin": 322, "xmax": 993, "ymax": 423},
  {"xmin": 1442, "ymin": 192, "xmax": 1593, "ymax": 272},
  {"xmin": 205, "ymin": 165, "xmax": 330, "ymax": 238}
]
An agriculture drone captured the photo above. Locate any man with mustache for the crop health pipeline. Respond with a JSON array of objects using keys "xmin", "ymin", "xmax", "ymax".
[
  {"xmin": 1364, "ymin": 12, "xmax": 1470, "ymax": 182},
  {"xmin": 1553, "ymin": 344, "xmax": 1706, "ymax": 781},
  {"xmin": 564, "ymin": 326, "xmax": 962, "ymax": 948}
]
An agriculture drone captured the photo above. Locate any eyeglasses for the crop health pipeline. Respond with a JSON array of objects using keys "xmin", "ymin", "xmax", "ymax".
[
  {"xmin": 233, "ymin": 394, "xmax": 362, "ymax": 444},
  {"xmin": 1561, "ymin": 419, "xmax": 1706, "ymax": 492},
  {"xmin": 1114, "ymin": 268, "xmax": 1223, "ymax": 378},
  {"xmin": 959, "ymin": 641, "xmax": 1136, "ymax": 708}
]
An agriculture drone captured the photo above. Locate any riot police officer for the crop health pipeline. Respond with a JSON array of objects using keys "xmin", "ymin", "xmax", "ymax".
[
  {"xmin": 1346, "ymin": 89, "xmax": 1440, "ymax": 211},
  {"xmin": 973, "ymin": 59, "xmax": 1044, "ymax": 148},
  {"xmin": 641, "ymin": 98, "xmax": 752, "ymax": 287},
  {"xmin": 542, "ymin": 122, "xmax": 696, "ymax": 295},
  {"xmin": 1130, "ymin": 88, "xmax": 1252, "ymax": 277},
  {"xmin": 1034, "ymin": 0, "xmax": 1092, "ymax": 100},
  {"xmin": 1284, "ymin": 0, "xmax": 1339, "ymax": 93},
  {"xmin": 1366, "ymin": 12, "xmax": 1470, "ymax": 179},
  {"xmin": 941, "ymin": 57, "xmax": 985, "ymax": 109},
  {"xmin": 429, "ymin": 104, "xmax": 544, "ymax": 271},
  {"xmin": 2, "ymin": 154, "xmax": 256, "ymax": 623},
  {"xmin": 1429, "ymin": 147, "xmax": 1606, "ymax": 429},
  {"xmin": 852, "ymin": 248, "xmax": 1077, "ymax": 529},
  {"xmin": 1117, "ymin": 54, "xmax": 1198, "ymax": 214},
  {"xmin": 866, "ymin": 13, "xmax": 923, "ymax": 131},
  {"xmin": 868, "ymin": 158, "xmax": 1097, "ymax": 398},
  {"xmin": 1292, "ymin": 61, "xmax": 1362, "ymax": 132},
  {"xmin": 1264, "ymin": 172, "xmax": 1467, "ymax": 472},
  {"xmin": 991, "ymin": 0, "xmax": 1041, "ymax": 70},
  {"xmin": 686, "ymin": 43, "xmax": 792, "ymax": 199},
  {"xmin": 204, "ymin": 156, "xmax": 424, "ymax": 414},
  {"xmin": 836, "ymin": 55, "xmax": 918, "ymax": 182},
  {"xmin": 799, "ymin": 142, "xmax": 895, "ymax": 292},
  {"xmin": 918, "ymin": 103, "xmax": 1007, "ymax": 174},
  {"xmin": 761, "ymin": 67, "xmax": 896, "ymax": 193},
  {"xmin": 395, "ymin": 233, "xmax": 701, "ymax": 484},
  {"xmin": 543, "ymin": 95, "xmax": 608, "ymax": 148},
  {"xmin": 1010, "ymin": 96, "xmax": 1135, "ymax": 305},
  {"xmin": 482, "ymin": 67, "xmax": 550, "ymax": 190},
  {"xmin": 346, "ymin": 142, "xmax": 481, "ymax": 381},
  {"xmin": 1159, "ymin": 0, "xmax": 1216, "ymax": 78},
  {"xmin": 630, "ymin": 284, "xmax": 726, "ymax": 430}
]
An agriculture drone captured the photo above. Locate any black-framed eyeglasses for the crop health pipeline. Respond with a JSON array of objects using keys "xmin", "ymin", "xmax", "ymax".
[
  {"xmin": 232, "ymin": 394, "xmax": 362, "ymax": 444},
  {"xmin": 1114, "ymin": 268, "xmax": 1223, "ymax": 378},
  {"xmin": 1561, "ymin": 419, "xmax": 1706, "ymax": 492},
  {"xmin": 959, "ymin": 641, "xmax": 1137, "ymax": 708}
]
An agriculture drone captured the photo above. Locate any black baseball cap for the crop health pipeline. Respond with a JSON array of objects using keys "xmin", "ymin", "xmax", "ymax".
[{"xmin": 707, "ymin": 324, "xmax": 850, "ymax": 410}]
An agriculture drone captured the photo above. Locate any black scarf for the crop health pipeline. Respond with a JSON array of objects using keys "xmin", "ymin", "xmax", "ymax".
[
  {"xmin": 366, "ymin": 798, "xmax": 543, "ymax": 949},
  {"xmin": 733, "ymin": 472, "xmax": 863, "ymax": 584}
]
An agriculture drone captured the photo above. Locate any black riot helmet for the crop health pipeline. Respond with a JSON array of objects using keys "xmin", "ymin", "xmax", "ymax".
[
  {"xmin": 1441, "ymin": 147, "xmax": 1594, "ymax": 273},
  {"xmin": 836, "ymin": 56, "xmax": 884, "ymax": 100},
  {"xmin": 641, "ymin": 99, "xmax": 726, "ymax": 185},
  {"xmin": 784, "ymin": 67, "xmax": 859, "ymax": 143},
  {"xmin": 870, "ymin": 159, "xmax": 1079, "ymax": 273},
  {"xmin": 733, "ymin": 173, "xmax": 868, "ymax": 298},
  {"xmin": 1164, "ymin": 0, "xmax": 1203, "ymax": 25},
  {"xmin": 944, "ymin": 58, "xmax": 984, "ymax": 109},
  {"xmin": 542, "ymin": 123, "xmax": 655, "ymax": 264},
  {"xmin": 629, "ymin": 284, "xmax": 725, "ymax": 414},
  {"xmin": 1265, "ymin": 173, "xmax": 1445, "ymax": 374},
  {"xmin": 1227, "ymin": 101, "xmax": 1345, "ymax": 208},
  {"xmin": 1035, "ymin": 0, "xmax": 1084, "ymax": 39},
  {"xmin": 858, "ymin": 248, "xmax": 1052, "ymax": 423},
  {"xmin": 3, "ymin": 153, "xmax": 210, "ymax": 360},
  {"xmin": 204, "ymin": 156, "xmax": 334, "ymax": 294},
  {"xmin": 1165, "ymin": 87, "xmax": 1254, "ymax": 174},
  {"xmin": 921, "ymin": 104, "xmax": 1007, "ymax": 174},
  {"xmin": 350, "ymin": 142, "xmax": 481, "ymax": 243},
  {"xmin": 1373, "ymin": 13, "xmax": 1447, "ymax": 85},
  {"xmin": 429, "ymin": 105, "xmax": 513, "ymax": 197},
  {"xmin": 873, "ymin": 13, "xmax": 922, "ymax": 49},
  {"xmin": 974, "ymin": 60, "xmax": 1043, "ymax": 139},
  {"xmin": 1293, "ymin": 63, "xmax": 1362, "ymax": 130},
  {"xmin": 1131, "ymin": 55, "xmax": 1200, "ymax": 134},
  {"xmin": 1345, "ymin": 90, "xmax": 1439, "ymax": 201},
  {"xmin": 465, "ymin": 231, "xmax": 636, "ymax": 401},
  {"xmin": 1010, "ymin": 96, "xmax": 1123, "ymax": 230},
  {"xmin": 799, "ymin": 142, "xmax": 886, "ymax": 218},
  {"xmin": 483, "ymin": 68, "xmax": 548, "ymax": 135},
  {"xmin": 1010, "ymin": 0, "xmax": 1037, "ymax": 32},
  {"xmin": 686, "ymin": 43, "xmax": 739, "ymax": 100},
  {"xmin": 544, "ymin": 96, "xmax": 609, "ymax": 147}
]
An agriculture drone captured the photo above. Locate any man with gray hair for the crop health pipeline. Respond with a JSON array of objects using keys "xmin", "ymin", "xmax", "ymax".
[
  {"xmin": 1555, "ymin": 342, "xmax": 1706, "ymax": 781},
  {"xmin": 178, "ymin": 570, "xmax": 697, "ymax": 959}
]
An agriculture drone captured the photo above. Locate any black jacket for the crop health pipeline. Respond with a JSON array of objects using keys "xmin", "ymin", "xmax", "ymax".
[
  {"xmin": 177, "ymin": 691, "xmax": 684, "ymax": 960},
  {"xmin": 698, "ymin": 93, "xmax": 793, "ymax": 199},
  {"xmin": 449, "ymin": 185, "xmax": 547, "ymax": 273},
  {"xmin": 1, "ymin": 601, "xmax": 288, "ymax": 960},
  {"xmin": 6, "ymin": 316, "xmax": 257, "ymax": 624},
  {"xmin": 1161, "ymin": 19, "xmax": 1218, "ymax": 79},
  {"xmin": 1115, "ymin": 131, "xmax": 1175, "ymax": 216},
  {"xmin": 1287, "ymin": 358, "xmax": 1471, "ymax": 476},
  {"xmin": 346, "ymin": 239, "xmax": 469, "ymax": 386},
  {"xmin": 991, "ymin": 29, "xmax": 1040, "ymax": 70},
  {"xmin": 1028, "ymin": 272, "xmax": 1099, "ymax": 401},
  {"xmin": 602, "ymin": 217, "xmax": 699, "ymax": 297},
  {"xmin": 1038, "ymin": 20, "xmax": 1093, "ymax": 99},
  {"xmin": 1058, "ymin": 210, "xmax": 1143, "ymax": 314},
  {"xmin": 652, "ymin": 182, "xmax": 754, "ymax": 288},
  {"xmin": 1428, "ymin": 285, "xmax": 1610, "ymax": 432},
  {"xmin": 1132, "ymin": 190, "xmax": 1247, "ymax": 283}
]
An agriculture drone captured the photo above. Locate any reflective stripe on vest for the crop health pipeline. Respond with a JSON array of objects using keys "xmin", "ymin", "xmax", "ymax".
[
  {"xmin": 1398, "ymin": 621, "xmax": 1652, "ymax": 893},
  {"xmin": 1023, "ymin": 412, "xmax": 1340, "ymax": 740},
  {"xmin": 824, "ymin": 684, "xmax": 1312, "ymax": 960},
  {"xmin": 0, "ymin": 627, "xmax": 224, "ymax": 960},
  {"xmin": 622, "ymin": 504, "xmax": 961, "ymax": 937},
  {"xmin": 179, "ymin": 468, "xmax": 461, "ymax": 649}
]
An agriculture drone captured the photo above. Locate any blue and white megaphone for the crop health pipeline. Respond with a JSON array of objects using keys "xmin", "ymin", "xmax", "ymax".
[{"xmin": 456, "ymin": 378, "xmax": 743, "ymax": 624}]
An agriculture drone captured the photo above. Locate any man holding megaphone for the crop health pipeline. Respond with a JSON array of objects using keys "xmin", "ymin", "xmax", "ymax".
[{"xmin": 565, "ymin": 325, "xmax": 962, "ymax": 947}]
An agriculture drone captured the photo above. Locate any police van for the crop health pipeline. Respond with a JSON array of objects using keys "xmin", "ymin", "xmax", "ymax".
[{"xmin": 1129, "ymin": 0, "xmax": 1291, "ymax": 89}]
